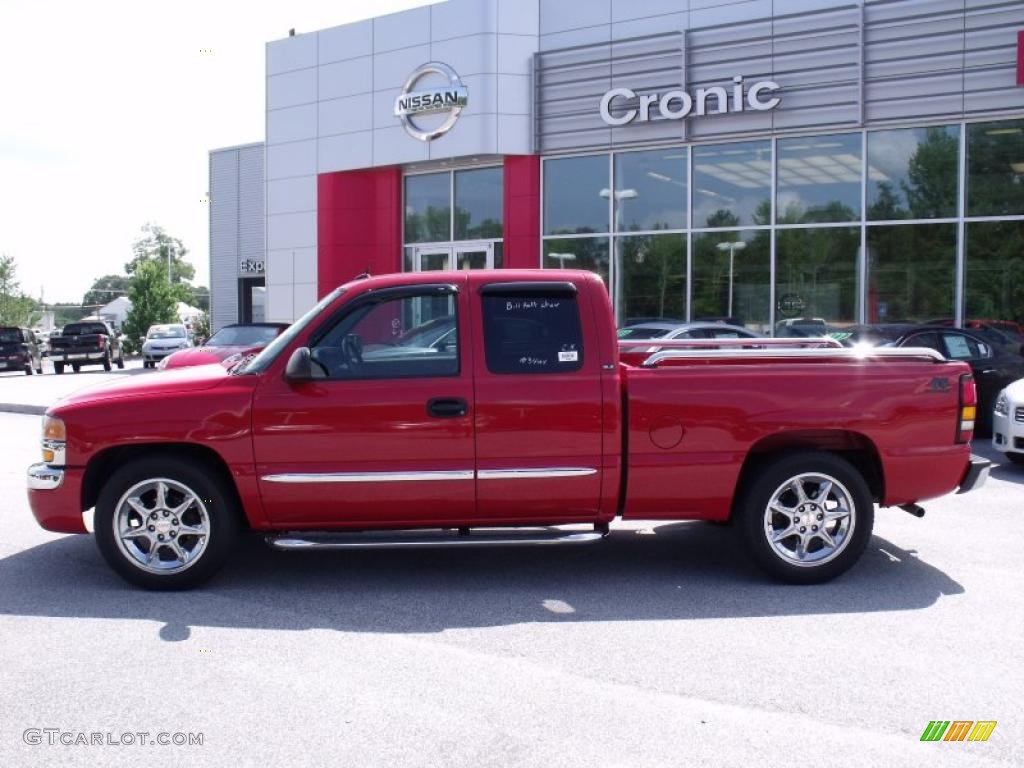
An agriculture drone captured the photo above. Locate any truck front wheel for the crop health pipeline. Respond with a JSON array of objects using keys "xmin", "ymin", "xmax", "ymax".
[
  {"xmin": 737, "ymin": 452, "xmax": 874, "ymax": 584},
  {"xmin": 94, "ymin": 457, "xmax": 240, "ymax": 590}
]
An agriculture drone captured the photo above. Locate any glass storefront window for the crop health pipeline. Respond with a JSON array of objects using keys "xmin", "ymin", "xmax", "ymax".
[
  {"xmin": 613, "ymin": 149, "xmax": 686, "ymax": 232},
  {"xmin": 544, "ymin": 155, "xmax": 610, "ymax": 235},
  {"xmin": 615, "ymin": 234, "xmax": 686, "ymax": 324},
  {"xmin": 775, "ymin": 227, "xmax": 859, "ymax": 333},
  {"xmin": 867, "ymin": 126, "xmax": 959, "ymax": 220},
  {"xmin": 691, "ymin": 230, "xmax": 771, "ymax": 332},
  {"xmin": 405, "ymin": 172, "xmax": 450, "ymax": 243},
  {"xmin": 967, "ymin": 119, "xmax": 1024, "ymax": 217},
  {"xmin": 543, "ymin": 237, "xmax": 609, "ymax": 287},
  {"xmin": 692, "ymin": 141, "xmax": 771, "ymax": 229},
  {"xmin": 866, "ymin": 224, "xmax": 956, "ymax": 324},
  {"xmin": 777, "ymin": 133, "xmax": 862, "ymax": 224},
  {"xmin": 454, "ymin": 167, "xmax": 503, "ymax": 240},
  {"xmin": 965, "ymin": 220, "xmax": 1024, "ymax": 330}
]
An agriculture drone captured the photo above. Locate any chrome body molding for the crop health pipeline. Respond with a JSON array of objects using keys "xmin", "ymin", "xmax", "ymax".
[
  {"xmin": 262, "ymin": 470, "xmax": 475, "ymax": 484},
  {"xmin": 28, "ymin": 463, "xmax": 64, "ymax": 491},
  {"xmin": 261, "ymin": 468, "xmax": 598, "ymax": 484},
  {"xmin": 477, "ymin": 468, "xmax": 598, "ymax": 480},
  {"xmin": 267, "ymin": 530, "xmax": 607, "ymax": 550}
]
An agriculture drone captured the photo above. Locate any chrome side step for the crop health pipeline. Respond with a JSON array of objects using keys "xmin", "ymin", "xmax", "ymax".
[{"xmin": 266, "ymin": 526, "xmax": 609, "ymax": 551}]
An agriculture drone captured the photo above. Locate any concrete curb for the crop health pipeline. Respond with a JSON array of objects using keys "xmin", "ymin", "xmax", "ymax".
[{"xmin": 0, "ymin": 403, "xmax": 47, "ymax": 416}]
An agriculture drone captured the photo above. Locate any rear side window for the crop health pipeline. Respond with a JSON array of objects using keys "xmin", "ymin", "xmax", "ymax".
[{"xmin": 481, "ymin": 285, "xmax": 584, "ymax": 374}]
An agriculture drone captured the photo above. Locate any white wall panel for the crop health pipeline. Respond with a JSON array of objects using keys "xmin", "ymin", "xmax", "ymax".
[
  {"xmin": 498, "ymin": 0, "xmax": 540, "ymax": 36},
  {"xmin": 319, "ymin": 93, "xmax": 374, "ymax": 136},
  {"xmin": 266, "ymin": 68, "xmax": 317, "ymax": 110},
  {"xmin": 373, "ymin": 6, "xmax": 431, "ymax": 53},
  {"xmin": 431, "ymin": 0, "xmax": 499, "ymax": 41},
  {"xmin": 266, "ymin": 250, "xmax": 295, "ymax": 286},
  {"xmin": 266, "ymin": 34, "xmax": 317, "ymax": 75},
  {"xmin": 497, "ymin": 73, "xmax": 531, "ymax": 115},
  {"xmin": 267, "ymin": 212, "xmax": 316, "ymax": 251},
  {"xmin": 430, "ymin": 34, "xmax": 497, "ymax": 77},
  {"xmin": 266, "ymin": 140, "xmax": 317, "ymax": 180},
  {"xmin": 319, "ymin": 57, "xmax": 373, "ymax": 101},
  {"xmin": 318, "ymin": 20, "xmax": 373, "ymax": 64},
  {"xmin": 292, "ymin": 249, "xmax": 319, "ymax": 284},
  {"xmin": 266, "ymin": 284, "xmax": 294, "ymax": 323},
  {"xmin": 373, "ymin": 45, "xmax": 433, "ymax": 91},
  {"xmin": 373, "ymin": 125, "xmax": 430, "ymax": 165},
  {"xmin": 428, "ymin": 113, "xmax": 498, "ymax": 159},
  {"xmin": 540, "ymin": 0, "xmax": 611, "ymax": 34},
  {"xmin": 293, "ymin": 283, "xmax": 319, "ymax": 317},
  {"xmin": 497, "ymin": 33, "xmax": 538, "ymax": 75},
  {"xmin": 319, "ymin": 131, "xmax": 374, "ymax": 173},
  {"xmin": 267, "ymin": 176, "xmax": 317, "ymax": 216},
  {"xmin": 266, "ymin": 103, "xmax": 318, "ymax": 144}
]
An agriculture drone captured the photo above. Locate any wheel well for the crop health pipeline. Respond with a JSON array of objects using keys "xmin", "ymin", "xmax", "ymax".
[
  {"xmin": 81, "ymin": 443, "xmax": 247, "ymax": 526},
  {"xmin": 735, "ymin": 430, "xmax": 885, "ymax": 506}
]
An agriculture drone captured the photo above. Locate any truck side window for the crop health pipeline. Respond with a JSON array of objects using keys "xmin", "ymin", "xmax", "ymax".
[
  {"xmin": 310, "ymin": 293, "xmax": 459, "ymax": 380},
  {"xmin": 481, "ymin": 289, "xmax": 583, "ymax": 374}
]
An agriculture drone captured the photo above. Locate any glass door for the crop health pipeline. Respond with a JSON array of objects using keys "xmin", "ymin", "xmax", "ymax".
[
  {"xmin": 455, "ymin": 242, "xmax": 494, "ymax": 270},
  {"xmin": 414, "ymin": 247, "xmax": 453, "ymax": 271},
  {"xmin": 412, "ymin": 242, "xmax": 495, "ymax": 272}
]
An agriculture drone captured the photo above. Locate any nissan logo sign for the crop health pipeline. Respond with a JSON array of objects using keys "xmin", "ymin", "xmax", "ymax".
[
  {"xmin": 394, "ymin": 62, "xmax": 468, "ymax": 141},
  {"xmin": 599, "ymin": 76, "xmax": 781, "ymax": 126}
]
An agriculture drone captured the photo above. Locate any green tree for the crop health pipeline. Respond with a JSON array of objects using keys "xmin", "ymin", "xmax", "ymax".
[
  {"xmin": 83, "ymin": 274, "xmax": 130, "ymax": 308},
  {"xmin": 192, "ymin": 311, "xmax": 211, "ymax": 344},
  {"xmin": 0, "ymin": 254, "xmax": 39, "ymax": 326},
  {"xmin": 126, "ymin": 223, "xmax": 195, "ymax": 284},
  {"xmin": 123, "ymin": 260, "xmax": 180, "ymax": 346}
]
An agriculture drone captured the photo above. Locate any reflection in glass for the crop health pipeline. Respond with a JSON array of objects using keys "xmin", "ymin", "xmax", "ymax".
[
  {"xmin": 454, "ymin": 167, "xmax": 503, "ymax": 239},
  {"xmin": 965, "ymin": 221, "xmax": 1024, "ymax": 327},
  {"xmin": 405, "ymin": 173, "xmax": 450, "ymax": 243},
  {"xmin": 967, "ymin": 119, "xmax": 1024, "ymax": 216},
  {"xmin": 692, "ymin": 230, "xmax": 770, "ymax": 332},
  {"xmin": 613, "ymin": 149, "xmax": 686, "ymax": 231},
  {"xmin": 692, "ymin": 141, "xmax": 771, "ymax": 228},
  {"xmin": 777, "ymin": 133, "xmax": 862, "ymax": 223},
  {"xmin": 866, "ymin": 224, "xmax": 956, "ymax": 323},
  {"xmin": 544, "ymin": 155, "xmax": 610, "ymax": 235},
  {"xmin": 775, "ymin": 227, "xmax": 860, "ymax": 332},
  {"xmin": 615, "ymin": 235, "xmax": 685, "ymax": 324},
  {"xmin": 867, "ymin": 126, "xmax": 959, "ymax": 220},
  {"xmin": 543, "ymin": 237, "xmax": 609, "ymax": 288}
]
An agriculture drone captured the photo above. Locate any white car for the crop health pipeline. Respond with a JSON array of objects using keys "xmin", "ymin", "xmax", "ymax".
[
  {"xmin": 141, "ymin": 324, "xmax": 191, "ymax": 369},
  {"xmin": 993, "ymin": 380, "xmax": 1024, "ymax": 465}
]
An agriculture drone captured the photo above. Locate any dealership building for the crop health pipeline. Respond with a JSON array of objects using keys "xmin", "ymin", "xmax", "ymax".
[{"xmin": 209, "ymin": 0, "xmax": 1024, "ymax": 334}]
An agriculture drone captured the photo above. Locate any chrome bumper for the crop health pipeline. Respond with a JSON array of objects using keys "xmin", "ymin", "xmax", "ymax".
[{"xmin": 28, "ymin": 463, "xmax": 64, "ymax": 491}]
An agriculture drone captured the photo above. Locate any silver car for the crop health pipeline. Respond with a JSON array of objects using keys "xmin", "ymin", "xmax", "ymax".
[{"xmin": 141, "ymin": 324, "xmax": 191, "ymax": 368}]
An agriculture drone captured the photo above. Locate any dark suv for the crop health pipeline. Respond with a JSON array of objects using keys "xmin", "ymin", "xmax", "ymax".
[{"xmin": 0, "ymin": 327, "xmax": 43, "ymax": 375}]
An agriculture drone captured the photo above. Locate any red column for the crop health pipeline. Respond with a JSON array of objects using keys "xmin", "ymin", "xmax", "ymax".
[
  {"xmin": 1017, "ymin": 30, "xmax": 1024, "ymax": 86},
  {"xmin": 503, "ymin": 155, "xmax": 541, "ymax": 269},
  {"xmin": 317, "ymin": 167, "xmax": 402, "ymax": 298}
]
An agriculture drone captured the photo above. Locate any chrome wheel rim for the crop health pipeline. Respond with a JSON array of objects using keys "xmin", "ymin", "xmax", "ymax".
[
  {"xmin": 762, "ymin": 472, "xmax": 855, "ymax": 567},
  {"xmin": 113, "ymin": 478, "xmax": 210, "ymax": 574}
]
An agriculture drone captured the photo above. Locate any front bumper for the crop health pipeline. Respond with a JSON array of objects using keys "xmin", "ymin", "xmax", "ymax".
[
  {"xmin": 957, "ymin": 454, "xmax": 991, "ymax": 494},
  {"xmin": 992, "ymin": 408, "xmax": 1023, "ymax": 455},
  {"xmin": 143, "ymin": 348, "xmax": 183, "ymax": 362},
  {"xmin": 0, "ymin": 356, "xmax": 28, "ymax": 369},
  {"xmin": 51, "ymin": 351, "xmax": 106, "ymax": 363},
  {"xmin": 26, "ymin": 463, "xmax": 87, "ymax": 534}
]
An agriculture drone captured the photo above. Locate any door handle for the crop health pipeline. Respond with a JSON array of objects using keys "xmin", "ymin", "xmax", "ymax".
[{"xmin": 427, "ymin": 397, "xmax": 468, "ymax": 418}]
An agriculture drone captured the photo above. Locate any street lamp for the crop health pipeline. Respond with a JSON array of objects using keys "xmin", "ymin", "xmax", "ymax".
[
  {"xmin": 547, "ymin": 252, "xmax": 577, "ymax": 269},
  {"xmin": 165, "ymin": 243, "xmax": 177, "ymax": 285},
  {"xmin": 716, "ymin": 240, "xmax": 747, "ymax": 318}
]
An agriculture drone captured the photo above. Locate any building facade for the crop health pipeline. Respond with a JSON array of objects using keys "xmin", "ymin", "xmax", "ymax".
[{"xmin": 211, "ymin": 0, "xmax": 1024, "ymax": 333}]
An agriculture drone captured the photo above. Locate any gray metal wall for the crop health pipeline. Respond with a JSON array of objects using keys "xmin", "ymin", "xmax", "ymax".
[
  {"xmin": 209, "ymin": 143, "xmax": 265, "ymax": 332},
  {"xmin": 535, "ymin": 0, "xmax": 1024, "ymax": 153}
]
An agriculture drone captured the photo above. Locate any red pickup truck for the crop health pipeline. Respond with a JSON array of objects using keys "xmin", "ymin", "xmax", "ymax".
[{"xmin": 26, "ymin": 270, "xmax": 989, "ymax": 589}]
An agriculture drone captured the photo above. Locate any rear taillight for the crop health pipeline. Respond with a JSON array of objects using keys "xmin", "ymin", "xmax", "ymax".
[
  {"xmin": 957, "ymin": 373, "xmax": 977, "ymax": 444},
  {"xmin": 97, "ymin": 338, "xmax": 104, "ymax": 347}
]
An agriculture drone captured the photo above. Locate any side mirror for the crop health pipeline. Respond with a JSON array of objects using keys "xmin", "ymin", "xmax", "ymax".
[{"xmin": 284, "ymin": 347, "xmax": 313, "ymax": 382}]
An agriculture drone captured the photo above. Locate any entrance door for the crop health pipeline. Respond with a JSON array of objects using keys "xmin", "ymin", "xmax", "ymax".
[
  {"xmin": 414, "ymin": 247, "xmax": 452, "ymax": 272},
  {"xmin": 413, "ymin": 242, "xmax": 494, "ymax": 272}
]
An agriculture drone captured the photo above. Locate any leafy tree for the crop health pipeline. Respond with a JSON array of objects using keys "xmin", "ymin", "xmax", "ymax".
[
  {"xmin": 83, "ymin": 274, "xmax": 130, "ymax": 308},
  {"xmin": 126, "ymin": 223, "xmax": 195, "ymax": 284},
  {"xmin": 123, "ymin": 260, "xmax": 180, "ymax": 346},
  {"xmin": 0, "ymin": 254, "xmax": 39, "ymax": 326},
  {"xmin": 192, "ymin": 312, "xmax": 211, "ymax": 344}
]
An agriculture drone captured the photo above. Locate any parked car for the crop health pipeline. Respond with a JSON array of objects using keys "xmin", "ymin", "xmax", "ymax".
[
  {"xmin": 775, "ymin": 317, "xmax": 831, "ymax": 337},
  {"xmin": 618, "ymin": 321, "xmax": 762, "ymax": 352},
  {"xmin": 26, "ymin": 270, "xmax": 987, "ymax": 590},
  {"xmin": 141, "ymin": 324, "xmax": 192, "ymax": 369},
  {"xmin": 926, "ymin": 318, "xmax": 1024, "ymax": 347},
  {"xmin": 0, "ymin": 326, "xmax": 43, "ymax": 375},
  {"xmin": 158, "ymin": 323, "xmax": 289, "ymax": 370},
  {"xmin": 892, "ymin": 326, "xmax": 1024, "ymax": 436},
  {"xmin": 48, "ymin": 321, "xmax": 124, "ymax": 374},
  {"xmin": 993, "ymin": 379, "xmax": 1024, "ymax": 465}
]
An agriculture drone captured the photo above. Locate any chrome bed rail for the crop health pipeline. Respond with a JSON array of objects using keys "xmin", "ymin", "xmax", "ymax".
[{"xmin": 638, "ymin": 345, "xmax": 947, "ymax": 368}]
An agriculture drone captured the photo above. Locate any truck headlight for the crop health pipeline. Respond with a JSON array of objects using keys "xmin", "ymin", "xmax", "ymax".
[
  {"xmin": 994, "ymin": 391, "xmax": 1009, "ymax": 417},
  {"xmin": 41, "ymin": 415, "xmax": 66, "ymax": 465}
]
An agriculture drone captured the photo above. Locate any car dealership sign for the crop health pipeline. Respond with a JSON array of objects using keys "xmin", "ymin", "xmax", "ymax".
[
  {"xmin": 599, "ymin": 76, "xmax": 781, "ymax": 126},
  {"xmin": 394, "ymin": 62, "xmax": 468, "ymax": 141}
]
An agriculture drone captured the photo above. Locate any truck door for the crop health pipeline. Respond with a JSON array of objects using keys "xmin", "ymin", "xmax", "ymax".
[
  {"xmin": 251, "ymin": 280, "xmax": 476, "ymax": 527},
  {"xmin": 471, "ymin": 280, "xmax": 604, "ymax": 522}
]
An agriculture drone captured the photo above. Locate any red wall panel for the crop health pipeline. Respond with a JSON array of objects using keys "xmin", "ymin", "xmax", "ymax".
[
  {"xmin": 317, "ymin": 167, "xmax": 402, "ymax": 298},
  {"xmin": 503, "ymin": 155, "xmax": 540, "ymax": 269}
]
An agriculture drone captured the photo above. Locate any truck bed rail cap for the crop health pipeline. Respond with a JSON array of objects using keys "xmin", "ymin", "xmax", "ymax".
[{"xmin": 640, "ymin": 346, "xmax": 947, "ymax": 367}]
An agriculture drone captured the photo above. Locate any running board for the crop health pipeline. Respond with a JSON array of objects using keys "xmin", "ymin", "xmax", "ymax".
[{"xmin": 266, "ymin": 526, "xmax": 609, "ymax": 551}]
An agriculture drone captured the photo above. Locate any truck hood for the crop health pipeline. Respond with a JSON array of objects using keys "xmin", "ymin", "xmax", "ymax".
[{"xmin": 51, "ymin": 364, "xmax": 230, "ymax": 411}]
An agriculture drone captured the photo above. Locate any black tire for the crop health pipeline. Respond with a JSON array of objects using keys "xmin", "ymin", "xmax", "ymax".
[
  {"xmin": 1006, "ymin": 452, "xmax": 1024, "ymax": 466},
  {"xmin": 35, "ymin": 364, "xmax": 43, "ymax": 374},
  {"xmin": 116, "ymin": 353, "xmax": 125, "ymax": 369},
  {"xmin": 71, "ymin": 363, "xmax": 80, "ymax": 373},
  {"xmin": 736, "ymin": 451, "xmax": 874, "ymax": 584},
  {"xmin": 143, "ymin": 361, "xmax": 151, "ymax": 369},
  {"xmin": 102, "ymin": 351, "xmax": 112, "ymax": 371},
  {"xmin": 24, "ymin": 364, "xmax": 32, "ymax": 375},
  {"xmin": 94, "ymin": 456, "xmax": 241, "ymax": 590},
  {"xmin": 54, "ymin": 362, "xmax": 64, "ymax": 375}
]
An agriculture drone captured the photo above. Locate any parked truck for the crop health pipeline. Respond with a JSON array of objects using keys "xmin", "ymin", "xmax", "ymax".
[
  {"xmin": 27, "ymin": 270, "xmax": 989, "ymax": 589},
  {"xmin": 47, "ymin": 321, "xmax": 124, "ymax": 374}
]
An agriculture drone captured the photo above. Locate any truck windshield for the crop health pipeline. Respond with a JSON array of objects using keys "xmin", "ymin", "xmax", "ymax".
[
  {"xmin": 0, "ymin": 329, "xmax": 22, "ymax": 344},
  {"xmin": 206, "ymin": 325, "xmax": 282, "ymax": 347},
  {"xmin": 238, "ymin": 287, "xmax": 345, "ymax": 375},
  {"xmin": 147, "ymin": 327, "xmax": 186, "ymax": 339}
]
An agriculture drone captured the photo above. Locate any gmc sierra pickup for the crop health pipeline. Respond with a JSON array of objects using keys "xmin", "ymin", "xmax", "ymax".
[
  {"xmin": 48, "ymin": 321, "xmax": 125, "ymax": 374},
  {"xmin": 27, "ymin": 270, "xmax": 989, "ymax": 589}
]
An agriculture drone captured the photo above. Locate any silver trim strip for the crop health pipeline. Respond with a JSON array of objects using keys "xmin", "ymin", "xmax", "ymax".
[
  {"xmin": 641, "ymin": 346, "xmax": 946, "ymax": 367},
  {"xmin": 477, "ymin": 468, "xmax": 597, "ymax": 480},
  {"xmin": 262, "ymin": 470, "xmax": 474, "ymax": 484},
  {"xmin": 28, "ymin": 463, "xmax": 64, "ymax": 491},
  {"xmin": 268, "ymin": 531, "xmax": 607, "ymax": 550}
]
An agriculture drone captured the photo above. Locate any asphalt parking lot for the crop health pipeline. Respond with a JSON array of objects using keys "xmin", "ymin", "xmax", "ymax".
[{"xmin": 0, "ymin": 371, "xmax": 1020, "ymax": 767}]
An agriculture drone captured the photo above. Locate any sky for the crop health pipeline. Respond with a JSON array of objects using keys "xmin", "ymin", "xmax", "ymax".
[{"xmin": 0, "ymin": 0, "xmax": 435, "ymax": 304}]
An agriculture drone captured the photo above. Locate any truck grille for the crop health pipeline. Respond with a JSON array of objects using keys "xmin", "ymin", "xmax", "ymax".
[{"xmin": 1016, "ymin": 407, "xmax": 1024, "ymax": 423}]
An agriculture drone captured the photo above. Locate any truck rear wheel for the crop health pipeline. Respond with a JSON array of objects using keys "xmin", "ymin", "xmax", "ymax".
[
  {"xmin": 71, "ymin": 363, "xmax": 80, "ymax": 373},
  {"xmin": 54, "ymin": 363, "xmax": 64, "ymax": 375},
  {"xmin": 116, "ymin": 352, "xmax": 125, "ymax": 369},
  {"xmin": 94, "ymin": 456, "xmax": 240, "ymax": 590},
  {"xmin": 102, "ymin": 351, "xmax": 112, "ymax": 371},
  {"xmin": 737, "ymin": 451, "xmax": 874, "ymax": 584}
]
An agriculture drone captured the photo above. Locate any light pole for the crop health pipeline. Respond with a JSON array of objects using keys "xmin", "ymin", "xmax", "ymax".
[
  {"xmin": 548, "ymin": 252, "xmax": 577, "ymax": 269},
  {"xmin": 165, "ymin": 243, "xmax": 176, "ymax": 285},
  {"xmin": 599, "ymin": 188, "xmax": 638, "ymax": 321},
  {"xmin": 716, "ymin": 240, "xmax": 747, "ymax": 318}
]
